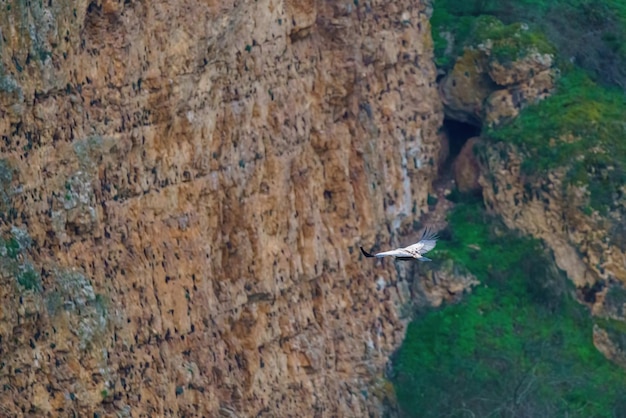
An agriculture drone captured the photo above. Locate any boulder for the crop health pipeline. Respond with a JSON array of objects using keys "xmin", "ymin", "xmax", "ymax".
[
  {"xmin": 439, "ymin": 39, "xmax": 556, "ymax": 127},
  {"xmin": 453, "ymin": 137, "xmax": 482, "ymax": 194},
  {"xmin": 439, "ymin": 49, "xmax": 495, "ymax": 125},
  {"xmin": 488, "ymin": 52, "xmax": 553, "ymax": 85}
]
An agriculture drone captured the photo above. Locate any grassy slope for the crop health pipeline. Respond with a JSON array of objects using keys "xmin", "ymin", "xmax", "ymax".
[
  {"xmin": 390, "ymin": 1, "xmax": 626, "ymax": 416},
  {"xmin": 392, "ymin": 201, "xmax": 626, "ymax": 417}
]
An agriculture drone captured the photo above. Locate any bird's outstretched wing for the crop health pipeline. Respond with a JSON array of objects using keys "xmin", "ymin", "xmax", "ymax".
[
  {"xmin": 360, "ymin": 246, "xmax": 411, "ymax": 258},
  {"xmin": 404, "ymin": 227, "xmax": 439, "ymax": 255},
  {"xmin": 360, "ymin": 227, "xmax": 439, "ymax": 261}
]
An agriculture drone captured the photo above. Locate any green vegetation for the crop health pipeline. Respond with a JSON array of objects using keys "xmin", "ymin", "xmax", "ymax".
[
  {"xmin": 394, "ymin": 1, "xmax": 626, "ymax": 415},
  {"xmin": 485, "ymin": 68, "xmax": 626, "ymax": 214},
  {"xmin": 430, "ymin": 0, "xmax": 626, "ymax": 88},
  {"xmin": 0, "ymin": 159, "xmax": 15, "ymax": 215},
  {"xmin": 432, "ymin": 0, "xmax": 626, "ymax": 213},
  {"xmin": 0, "ymin": 225, "xmax": 110, "ymax": 350},
  {"xmin": 431, "ymin": 12, "xmax": 553, "ymax": 68},
  {"xmin": 392, "ymin": 201, "xmax": 626, "ymax": 417},
  {"xmin": 0, "ymin": 226, "xmax": 42, "ymax": 292},
  {"xmin": 16, "ymin": 261, "xmax": 41, "ymax": 291}
]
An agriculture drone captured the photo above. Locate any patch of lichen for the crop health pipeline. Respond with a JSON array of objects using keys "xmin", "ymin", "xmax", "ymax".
[
  {"xmin": 486, "ymin": 68, "xmax": 626, "ymax": 214},
  {"xmin": 0, "ymin": 159, "xmax": 16, "ymax": 216}
]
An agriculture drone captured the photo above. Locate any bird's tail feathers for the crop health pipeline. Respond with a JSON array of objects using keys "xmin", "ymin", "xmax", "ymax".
[{"xmin": 419, "ymin": 256, "xmax": 432, "ymax": 262}]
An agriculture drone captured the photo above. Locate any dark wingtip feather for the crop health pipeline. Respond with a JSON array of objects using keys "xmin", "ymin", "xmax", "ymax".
[
  {"xmin": 360, "ymin": 247, "xmax": 375, "ymax": 258},
  {"xmin": 420, "ymin": 227, "xmax": 439, "ymax": 241}
]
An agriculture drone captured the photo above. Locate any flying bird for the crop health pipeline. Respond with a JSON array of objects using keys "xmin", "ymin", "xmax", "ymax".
[{"xmin": 360, "ymin": 228, "xmax": 439, "ymax": 261}]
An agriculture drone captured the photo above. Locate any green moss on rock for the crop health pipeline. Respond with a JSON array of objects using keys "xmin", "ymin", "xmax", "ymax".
[
  {"xmin": 470, "ymin": 16, "xmax": 555, "ymax": 64},
  {"xmin": 0, "ymin": 227, "xmax": 42, "ymax": 292},
  {"xmin": 431, "ymin": 9, "xmax": 553, "ymax": 68}
]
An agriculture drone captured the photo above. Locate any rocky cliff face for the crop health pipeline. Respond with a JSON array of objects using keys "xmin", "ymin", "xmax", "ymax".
[
  {"xmin": 477, "ymin": 143, "xmax": 626, "ymax": 317},
  {"xmin": 0, "ymin": 0, "xmax": 443, "ymax": 416}
]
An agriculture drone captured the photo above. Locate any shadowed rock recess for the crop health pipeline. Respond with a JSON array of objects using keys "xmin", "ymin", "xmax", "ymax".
[{"xmin": 0, "ymin": 0, "xmax": 443, "ymax": 416}]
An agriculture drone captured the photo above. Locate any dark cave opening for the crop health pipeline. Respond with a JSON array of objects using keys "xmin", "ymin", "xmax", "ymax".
[
  {"xmin": 443, "ymin": 118, "xmax": 482, "ymax": 163},
  {"xmin": 436, "ymin": 117, "xmax": 484, "ymax": 198}
]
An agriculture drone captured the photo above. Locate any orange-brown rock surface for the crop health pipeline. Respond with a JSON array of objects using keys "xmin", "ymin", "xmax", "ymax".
[
  {"xmin": 439, "ymin": 45, "xmax": 556, "ymax": 127},
  {"xmin": 0, "ymin": 0, "xmax": 443, "ymax": 416},
  {"xmin": 452, "ymin": 137, "xmax": 482, "ymax": 194}
]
